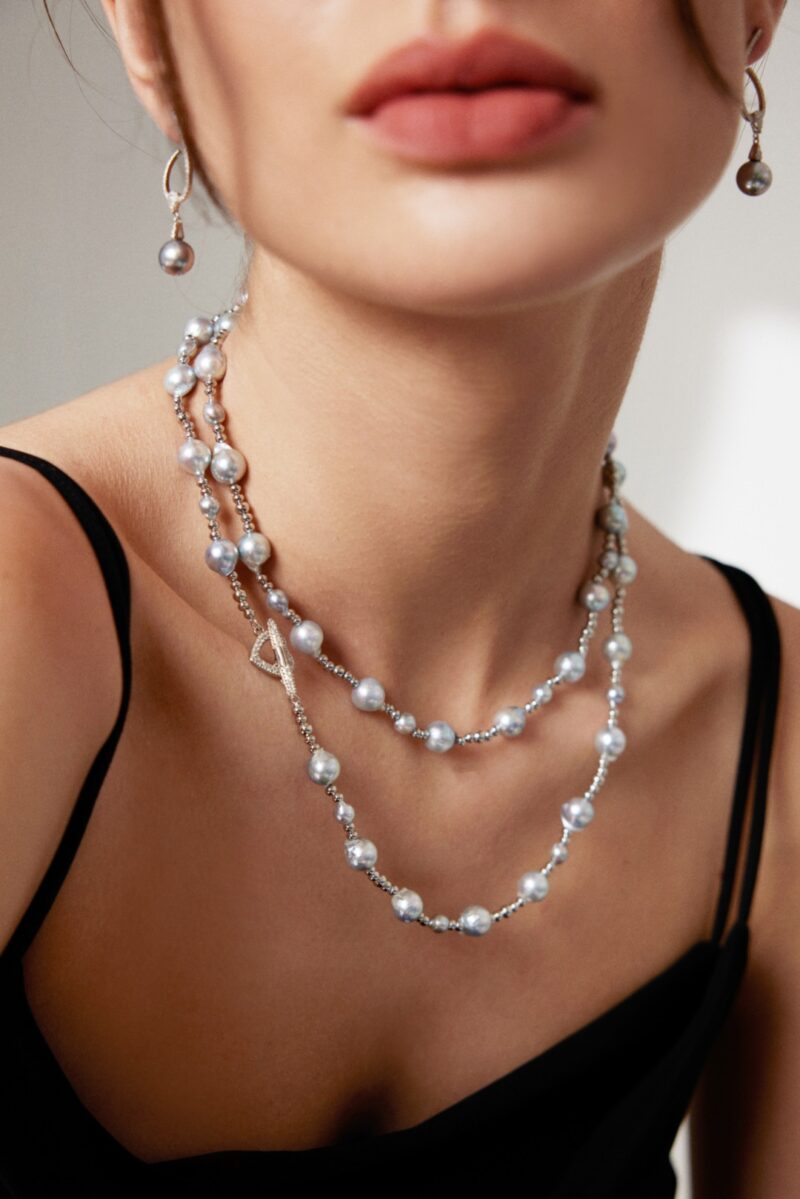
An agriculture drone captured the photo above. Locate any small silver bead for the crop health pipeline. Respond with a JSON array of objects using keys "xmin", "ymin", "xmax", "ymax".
[{"xmin": 551, "ymin": 842, "xmax": 569, "ymax": 864}]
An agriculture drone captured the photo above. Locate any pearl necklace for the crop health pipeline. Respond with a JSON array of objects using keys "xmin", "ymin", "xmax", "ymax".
[{"xmin": 163, "ymin": 290, "xmax": 636, "ymax": 936}]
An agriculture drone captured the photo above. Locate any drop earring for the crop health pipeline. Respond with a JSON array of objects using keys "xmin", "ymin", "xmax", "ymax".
[
  {"xmin": 736, "ymin": 27, "xmax": 772, "ymax": 196},
  {"xmin": 159, "ymin": 142, "xmax": 196, "ymax": 274}
]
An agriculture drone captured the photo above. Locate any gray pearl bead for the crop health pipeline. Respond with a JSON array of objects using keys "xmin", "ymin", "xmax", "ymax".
[
  {"xmin": 394, "ymin": 712, "xmax": 417, "ymax": 735},
  {"xmin": 392, "ymin": 888, "xmax": 424, "ymax": 922},
  {"xmin": 459, "ymin": 905, "xmax": 493, "ymax": 936},
  {"xmin": 194, "ymin": 344, "xmax": 227, "ymax": 383},
  {"xmin": 596, "ymin": 501, "xmax": 628, "ymax": 534},
  {"xmin": 606, "ymin": 430, "xmax": 618, "ymax": 456},
  {"xmin": 561, "ymin": 797, "xmax": 595, "ymax": 831},
  {"xmin": 199, "ymin": 493, "xmax": 220, "ymax": 518},
  {"xmin": 580, "ymin": 581, "xmax": 611, "ymax": 612},
  {"xmin": 204, "ymin": 538, "xmax": 238, "ymax": 576},
  {"xmin": 554, "ymin": 651, "xmax": 586, "ymax": 683},
  {"xmin": 426, "ymin": 720, "xmax": 456, "ymax": 753},
  {"xmin": 614, "ymin": 554, "xmax": 638, "ymax": 585},
  {"xmin": 351, "ymin": 677, "xmax": 385, "ymax": 711},
  {"xmin": 159, "ymin": 237, "xmax": 195, "ymax": 275},
  {"xmin": 176, "ymin": 437, "xmax": 211, "ymax": 476},
  {"xmin": 607, "ymin": 683, "xmax": 626, "ymax": 704},
  {"xmin": 532, "ymin": 682, "xmax": 553, "ymax": 706},
  {"xmin": 736, "ymin": 158, "xmax": 772, "ymax": 195},
  {"xmin": 494, "ymin": 706, "xmax": 526, "ymax": 737},
  {"xmin": 308, "ymin": 747, "xmax": 340, "ymax": 785},
  {"xmin": 600, "ymin": 548, "xmax": 620, "ymax": 571},
  {"xmin": 184, "ymin": 316, "xmax": 214, "ymax": 344},
  {"xmin": 603, "ymin": 633, "xmax": 633, "ymax": 663},
  {"xmin": 344, "ymin": 838, "xmax": 378, "ymax": 870},
  {"xmin": 551, "ymin": 842, "xmax": 569, "ymax": 864},
  {"xmin": 335, "ymin": 800, "xmax": 355, "ymax": 824},
  {"xmin": 595, "ymin": 725, "xmax": 626, "ymax": 758},
  {"xmin": 518, "ymin": 870, "xmax": 549, "ymax": 901},
  {"xmin": 290, "ymin": 620, "xmax": 324, "ymax": 656},
  {"xmin": 164, "ymin": 362, "xmax": 197, "ymax": 398},
  {"xmin": 203, "ymin": 400, "xmax": 226, "ymax": 424},
  {"xmin": 238, "ymin": 531, "xmax": 272, "ymax": 569},
  {"xmin": 210, "ymin": 443, "xmax": 246, "ymax": 484},
  {"xmin": 430, "ymin": 914, "xmax": 450, "ymax": 933},
  {"xmin": 213, "ymin": 311, "xmax": 237, "ymax": 336},
  {"xmin": 178, "ymin": 338, "xmax": 198, "ymax": 361},
  {"xmin": 611, "ymin": 458, "xmax": 627, "ymax": 486},
  {"xmin": 267, "ymin": 588, "xmax": 289, "ymax": 615}
]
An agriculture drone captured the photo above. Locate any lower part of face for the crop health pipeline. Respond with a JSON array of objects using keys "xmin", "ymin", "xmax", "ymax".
[{"xmin": 166, "ymin": 1, "xmax": 747, "ymax": 314}]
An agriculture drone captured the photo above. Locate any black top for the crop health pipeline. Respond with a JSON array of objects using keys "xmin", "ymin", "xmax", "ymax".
[{"xmin": 0, "ymin": 445, "xmax": 783, "ymax": 1198}]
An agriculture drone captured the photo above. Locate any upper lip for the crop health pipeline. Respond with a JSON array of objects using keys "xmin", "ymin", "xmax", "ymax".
[{"xmin": 343, "ymin": 26, "xmax": 597, "ymax": 117}]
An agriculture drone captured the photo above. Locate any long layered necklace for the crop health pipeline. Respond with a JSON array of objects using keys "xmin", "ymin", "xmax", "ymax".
[{"xmin": 163, "ymin": 289, "xmax": 636, "ymax": 937}]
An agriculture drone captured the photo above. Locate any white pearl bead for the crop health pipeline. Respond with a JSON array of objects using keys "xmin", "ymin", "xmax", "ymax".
[
  {"xmin": 344, "ymin": 838, "xmax": 378, "ymax": 870},
  {"xmin": 607, "ymin": 684, "xmax": 626, "ymax": 703},
  {"xmin": 184, "ymin": 316, "xmax": 214, "ymax": 344},
  {"xmin": 199, "ymin": 492, "xmax": 220, "ymax": 518},
  {"xmin": 392, "ymin": 888, "xmax": 424, "ymax": 922},
  {"xmin": 595, "ymin": 726, "xmax": 626, "ymax": 758},
  {"xmin": 178, "ymin": 338, "xmax": 198, "ymax": 360},
  {"xmin": 214, "ymin": 311, "xmax": 237, "ymax": 336},
  {"xmin": 614, "ymin": 554, "xmax": 638, "ymax": 585},
  {"xmin": 580, "ymin": 581, "xmax": 611, "ymax": 612},
  {"xmin": 394, "ymin": 712, "xmax": 416, "ymax": 735},
  {"xmin": 176, "ymin": 437, "xmax": 211, "ymax": 476},
  {"xmin": 210, "ymin": 443, "xmax": 246, "ymax": 484},
  {"xmin": 561, "ymin": 797, "xmax": 595, "ymax": 831},
  {"xmin": 603, "ymin": 633, "xmax": 632, "ymax": 663},
  {"xmin": 430, "ymin": 914, "xmax": 450, "ymax": 933},
  {"xmin": 460, "ymin": 905, "xmax": 493, "ymax": 936},
  {"xmin": 164, "ymin": 363, "xmax": 197, "ymax": 398},
  {"xmin": 532, "ymin": 683, "xmax": 553, "ymax": 705},
  {"xmin": 203, "ymin": 400, "xmax": 226, "ymax": 424},
  {"xmin": 335, "ymin": 801, "xmax": 355, "ymax": 824},
  {"xmin": 290, "ymin": 620, "xmax": 324, "ymax": 656},
  {"xmin": 551, "ymin": 842, "xmax": 569, "ymax": 864},
  {"xmin": 611, "ymin": 458, "xmax": 626, "ymax": 486},
  {"xmin": 204, "ymin": 538, "xmax": 238, "ymax": 576},
  {"xmin": 426, "ymin": 721, "xmax": 456, "ymax": 753},
  {"xmin": 518, "ymin": 871, "xmax": 549, "ymax": 901},
  {"xmin": 600, "ymin": 548, "xmax": 620, "ymax": 571},
  {"xmin": 554, "ymin": 651, "xmax": 586, "ymax": 683},
  {"xmin": 238, "ymin": 531, "xmax": 271, "ymax": 569},
  {"xmin": 267, "ymin": 588, "xmax": 289, "ymax": 615},
  {"xmin": 494, "ymin": 706, "xmax": 526, "ymax": 737},
  {"xmin": 597, "ymin": 501, "xmax": 628, "ymax": 534},
  {"xmin": 351, "ymin": 677, "xmax": 385, "ymax": 711},
  {"xmin": 194, "ymin": 344, "xmax": 227, "ymax": 383},
  {"xmin": 308, "ymin": 747, "xmax": 340, "ymax": 785}
]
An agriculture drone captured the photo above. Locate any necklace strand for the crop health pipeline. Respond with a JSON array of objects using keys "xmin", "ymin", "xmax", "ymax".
[{"xmin": 162, "ymin": 290, "xmax": 637, "ymax": 936}]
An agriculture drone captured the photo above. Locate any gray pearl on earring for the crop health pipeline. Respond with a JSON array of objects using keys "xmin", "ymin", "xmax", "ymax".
[
  {"xmin": 736, "ymin": 158, "xmax": 772, "ymax": 195},
  {"xmin": 159, "ymin": 237, "xmax": 195, "ymax": 275}
]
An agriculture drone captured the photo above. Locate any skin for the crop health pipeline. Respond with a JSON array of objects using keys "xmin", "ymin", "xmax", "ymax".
[{"xmin": 1, "ymin": 0, "xmax": 797, "ymax": 1191}]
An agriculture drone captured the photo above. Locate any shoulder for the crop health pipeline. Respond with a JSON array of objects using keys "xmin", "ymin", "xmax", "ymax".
[{"xmin": 689, "ymin": 583, "xmax": 800, "ymax": 1196}]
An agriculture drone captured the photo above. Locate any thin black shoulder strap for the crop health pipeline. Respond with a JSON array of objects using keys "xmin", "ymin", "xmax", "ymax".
[
  {"xmin": 0, "ymin": 445, "xmax": 133, "ymax": 963},
  {"xmin": 698, "ymin": 555, "xmax": 782, "ymax": 944}
]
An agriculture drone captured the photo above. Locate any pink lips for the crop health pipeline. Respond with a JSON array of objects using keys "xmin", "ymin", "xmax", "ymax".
[{"xmin": 343, "ymin": 26, "xmax": 598, "ymax": 165}]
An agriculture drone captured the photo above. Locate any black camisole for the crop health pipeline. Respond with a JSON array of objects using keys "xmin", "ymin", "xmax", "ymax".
[{"xmin": 0, "ymin": 445, "xmax": 783, "ymax": 1197}]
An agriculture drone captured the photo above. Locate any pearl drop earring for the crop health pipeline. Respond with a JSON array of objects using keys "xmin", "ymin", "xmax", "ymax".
[
  {"xmin": 736, "ymin": 27, "xmax": 772, "ymax": 196},
  {"xmin": 159, "ymin": 142, "xmax": 196, "ymax": 274}
]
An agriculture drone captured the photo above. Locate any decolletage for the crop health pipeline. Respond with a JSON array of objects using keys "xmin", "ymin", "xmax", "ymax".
[{"xmin": 0, "ymin": 445, "xmax": 783, "ymax": 1198}]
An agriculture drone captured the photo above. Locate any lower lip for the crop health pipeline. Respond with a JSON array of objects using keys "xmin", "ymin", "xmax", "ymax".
[{"xmin": 349, "ymin": 86, "xmax": 596, "ymax": 164}]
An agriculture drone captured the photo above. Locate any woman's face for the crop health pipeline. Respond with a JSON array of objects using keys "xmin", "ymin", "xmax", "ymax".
[{"xmin": 124, "ymin": 1, "xmax": 772, "ymax": 313}]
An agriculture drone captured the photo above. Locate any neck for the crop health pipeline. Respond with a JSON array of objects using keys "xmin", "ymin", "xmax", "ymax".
[{"xmin": 218, "ymin": 244, "xmax": 662, "ymax": 727}]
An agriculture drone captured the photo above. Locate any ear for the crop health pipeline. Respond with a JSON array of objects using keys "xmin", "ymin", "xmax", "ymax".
[
  {"xmin": 99, "ymin": 0, "xmax": 181, "ymax": 142},
  {"xmin": 745, "ymin": 0, "xmax": 787, "ymax": 65}
]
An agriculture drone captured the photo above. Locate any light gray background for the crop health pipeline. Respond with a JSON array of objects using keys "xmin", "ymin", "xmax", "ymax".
[{"xmin": 3, "ymin": 3, "xmax": 799, "ymax": 1193}]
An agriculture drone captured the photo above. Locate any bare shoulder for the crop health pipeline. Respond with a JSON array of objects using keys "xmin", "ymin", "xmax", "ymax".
[
  {"xmin": 0, "ymin": 355, "xmax": 177, "ymax": 556},
  {"xmin": 689, "ymin": 585, "xmax": 800, "ymax": 1197}
]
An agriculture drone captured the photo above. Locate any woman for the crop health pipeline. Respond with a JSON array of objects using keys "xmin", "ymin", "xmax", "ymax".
[{"xmin": 0, "ymin": 2, "xmax": 796, "ymax": 1195}]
